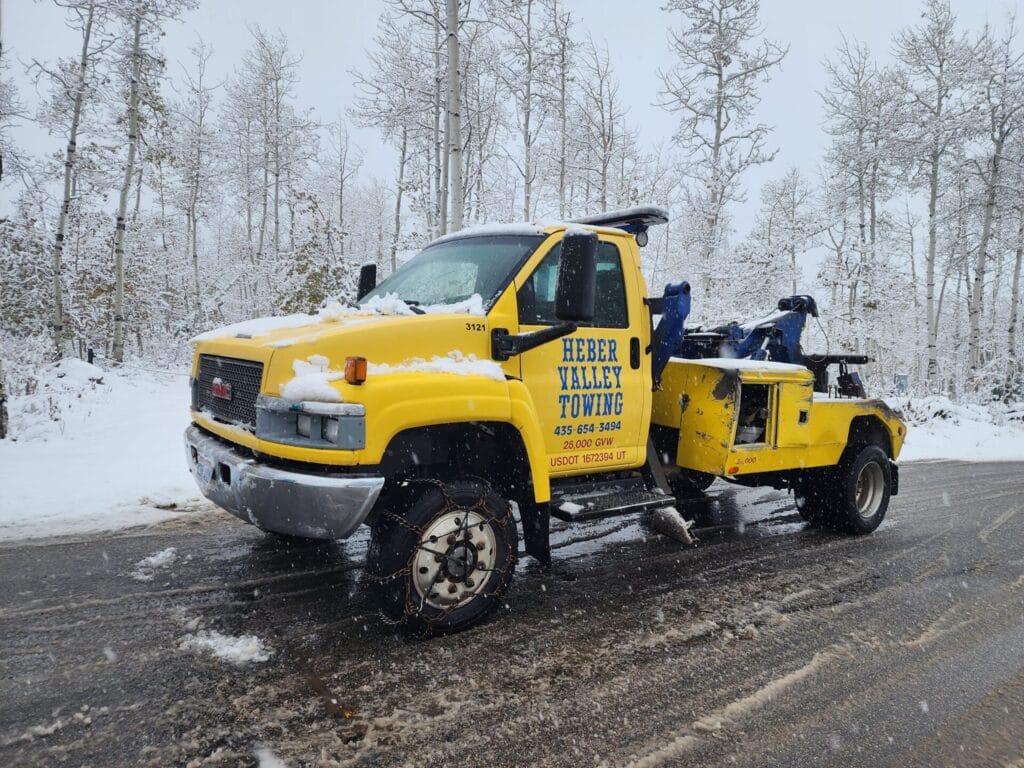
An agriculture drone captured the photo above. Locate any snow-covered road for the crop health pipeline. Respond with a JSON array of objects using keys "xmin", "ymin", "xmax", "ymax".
[{"xmin": 1, "ymin": 461, "xmax": 1022, "ymax": 767}]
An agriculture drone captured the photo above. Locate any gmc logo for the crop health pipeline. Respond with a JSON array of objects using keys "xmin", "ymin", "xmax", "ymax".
[{"xmin": 210, "ymin": 377, "xmax": 233, "ymax": 400}]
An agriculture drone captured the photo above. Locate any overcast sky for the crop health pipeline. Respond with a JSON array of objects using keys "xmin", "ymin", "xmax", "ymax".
[{"xmin": 2, "ymin": 0, "xmax": 1021, "ymax": 229}]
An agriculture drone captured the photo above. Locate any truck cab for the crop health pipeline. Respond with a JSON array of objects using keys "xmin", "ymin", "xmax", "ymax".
[{"xmin": 185, "ymin": 206, "xmax": 905, "ymax": 635}]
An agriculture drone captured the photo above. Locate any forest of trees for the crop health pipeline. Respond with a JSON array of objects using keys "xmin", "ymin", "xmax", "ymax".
[{"xmin": 1, "ymin": 0, "xmax": 1023, "ymax": 404}]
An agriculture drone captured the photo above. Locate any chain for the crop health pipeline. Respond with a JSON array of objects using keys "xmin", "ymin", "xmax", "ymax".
[{"xmin": 366, "ymin": 479, "xmax": 517, "ymax": 632}]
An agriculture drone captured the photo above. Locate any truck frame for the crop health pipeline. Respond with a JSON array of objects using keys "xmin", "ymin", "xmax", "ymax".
[{"xmin": 185, "ymin": 206, "xmax": 905, "ymax": 635}]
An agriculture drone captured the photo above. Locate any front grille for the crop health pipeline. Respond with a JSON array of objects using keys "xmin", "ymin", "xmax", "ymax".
[{"xmin": 194, "ymin": 355, "xmax": 264, "ymax": 428}]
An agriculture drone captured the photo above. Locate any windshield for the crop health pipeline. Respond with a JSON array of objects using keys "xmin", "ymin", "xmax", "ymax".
[{"xmin": 360, "ymin": 234, "xmax": 545, "ymax": 311}]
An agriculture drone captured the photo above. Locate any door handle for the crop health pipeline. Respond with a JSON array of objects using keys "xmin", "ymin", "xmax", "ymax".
[{"xmin": 630, "ymin": 337, "xmax": 641, "ymax": 369}]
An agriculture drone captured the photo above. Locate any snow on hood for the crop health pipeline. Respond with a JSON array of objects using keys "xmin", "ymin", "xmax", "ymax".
[
  {"xmin": 192, "ymin": 292, "xmax": 486, "ymax": 342},
  {"xmin": 279, "ymin": 355, "xmax": 344, "ymax": 403},
  {"xmin": 191, "ymin": 313, "xmax": 321, "ymax": 342},
  {"xmin": 368, "ymin": 350, "xmax": 506, "ymax": 382}
]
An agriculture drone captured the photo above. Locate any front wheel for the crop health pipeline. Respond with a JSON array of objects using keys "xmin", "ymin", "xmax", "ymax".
[{"xmin": 366, "ymin": 480, "xmax": 518, "ymax": 636}]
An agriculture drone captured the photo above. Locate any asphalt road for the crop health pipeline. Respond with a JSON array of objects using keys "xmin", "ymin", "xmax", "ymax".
[{"xmin": 2, "ymin": 461, "xmax": 1023, "ymax": 768}]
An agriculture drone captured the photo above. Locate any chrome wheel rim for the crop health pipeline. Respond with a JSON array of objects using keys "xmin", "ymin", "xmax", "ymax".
[
  {"xmin": 412, "ymin": 509, "xmax": 497, "ymax": 609},
  {"xmin": 855, "ymin": 462, "xmax": 885, "ymax": 518}
]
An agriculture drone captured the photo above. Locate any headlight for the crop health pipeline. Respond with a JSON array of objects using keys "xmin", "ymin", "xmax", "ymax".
[
  {"xmin": 322, "ymin": 417, "xmax": 340, "ymax": 442},
  {"xmin": 255, "ymin": 395, "xmax": 366, "ymax": 450}
]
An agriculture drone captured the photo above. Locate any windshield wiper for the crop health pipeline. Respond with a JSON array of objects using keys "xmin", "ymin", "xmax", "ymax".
[{"xmin": 403, "ymin": 300, "xmax": 426, "ymax": 315}]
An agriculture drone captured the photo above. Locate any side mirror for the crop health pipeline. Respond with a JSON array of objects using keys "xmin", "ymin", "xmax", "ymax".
[
  {"xmin": 555, "ymin": 230, "xmax": 597, "ymax": 323},
  {"xmin": 357, "ymin": 263, "xmax": 377, "ymax": 300}
]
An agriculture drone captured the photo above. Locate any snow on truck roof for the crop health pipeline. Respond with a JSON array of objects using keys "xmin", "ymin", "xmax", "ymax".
[{"xmin": 425, "ymin": 204, "xmax": 670, "ymax": 247}]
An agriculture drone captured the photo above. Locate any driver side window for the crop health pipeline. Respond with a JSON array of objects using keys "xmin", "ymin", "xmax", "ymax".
[{"xmin": 517, "ymin": 241, "xmax": 628, "ymax": 328}]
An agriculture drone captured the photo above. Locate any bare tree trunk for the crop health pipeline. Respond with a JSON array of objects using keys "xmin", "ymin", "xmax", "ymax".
[
  {"xmin": 557, "ymin": 10, "xmax": 568, "ymax": 218},
  {"xmin": 391, "ymin": 127, "xmax": 408, "ymax": 274},
  {"xmin": 0, "ymin": 365, "xmax": 7, "ymax": 438},
  {"xmin": 446, "ymin": 0, "xmax": 463, "ymax": 232},
  {"xmin": 701, "ymin": 56, "xmax": 725, "ymax": 296},
  {"xmin": 244, "ymin": 118, "xmax": 253, "ymax": 251},
  {"xmin": 257, "ymin": 139, "xmax": 270, "ymax": 260},
  {"xmin": 0, "ymin": 297, "xmax": 7, "ymax": 437},
  {"xmin": 190, "ymin": 207, "xmax": 201, "ymax": 321},
  {"xmin": 52, "ymin": 2, "xmax": 96, "ymax": 362},
  {"xmin": 112, "ymin": 11, "xmax": 142, "ymax": 364},
  {"xmin": 925, "ymin": 150, "xmax": 940, "ymax": 388},
  {"xmin": 522, "ymin": 0, "xmax": 534, "ymax": 221},
  {"xmin": 969, "ymin": 142, "xmax": 1004, "ymax": 377},
  {"xmin": 433, "ymin": 15, "xmax": 446, "ymax": 236},
  {"xmin": 133, "ymin": 162, "xmax": 143, "ymax": 217},
  {"xmin": 1007, "ymin": 206, "xmax": 1024, "ymax": 397},
  {"xmin": 338, "ymin": 161, "xmax": 346, "ymax": 258},
  {"xmin": 272, "ymin": 81, "xmax": 281, "ymax": 255}
]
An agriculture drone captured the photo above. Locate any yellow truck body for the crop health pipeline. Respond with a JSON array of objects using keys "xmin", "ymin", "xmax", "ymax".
[
  {"xmin": 652, "ymin": 358, "xmax": 905, "ymax": 478},
  {"xmin": 184, "ymin": 210, "xmax": 906, "ymax": 634}
]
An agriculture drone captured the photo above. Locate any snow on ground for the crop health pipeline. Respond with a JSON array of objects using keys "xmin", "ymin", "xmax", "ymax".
[
  {"xmin": 179, "ymin": 629, "xmax": 273, "ymax": 665},
  {"xmin": 254, "ymin": 746, "xmax": 290, "ymax": 768},
  {"xmin": 129, "ymin": 547, "xmax": 179, "ymax": 582},
  {"xmin": 0, "ymin": 359, "xmax": 199, "ymax": 541},
  {"xmin": 892, "ymin": 396, "xmax": 1024, "ymax": 462}
]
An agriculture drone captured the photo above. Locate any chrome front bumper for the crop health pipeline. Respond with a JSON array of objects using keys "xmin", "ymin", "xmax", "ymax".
[{"xmin": 184, "ymin": 425, "xmax": 384, "ymax": 539}]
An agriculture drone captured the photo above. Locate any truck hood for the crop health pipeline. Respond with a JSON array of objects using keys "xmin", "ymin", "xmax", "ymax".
[{"xmin": 191, "ymin": 307, "xmax": 504, "ymax": 399}]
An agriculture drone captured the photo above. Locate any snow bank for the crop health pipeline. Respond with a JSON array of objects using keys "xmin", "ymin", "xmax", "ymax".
[
  {"xmin": 179, "ymin": 629, "xmax": 272, "ymax": 665},
  {"xmin": 893, "ymin": 395, "xmax": 1024, "ymax": 462},
  {"xmin": 279, "ymin": 355, "xmax": 344, "ymax": 403},
  {"xmin": 368, "ymin": 350, "xmax": 506, "ymax": 382},
  {"xmin": 0, "ymin": 359, "xmax": 199, "ymax": 540}
]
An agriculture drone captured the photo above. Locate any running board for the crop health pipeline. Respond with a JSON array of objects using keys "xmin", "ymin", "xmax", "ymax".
[{"xmin": 551, "ymin": 488, "xmax": 675, "ymax": 523}]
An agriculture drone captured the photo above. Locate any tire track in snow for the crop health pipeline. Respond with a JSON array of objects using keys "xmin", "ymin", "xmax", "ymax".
[
  {"xmin": 625, "ymin": 649, "xmax": 840, "ymax": 768},
  {"xmin": 979, "ymin": 503, "xmax": 1023, "ymax": 544},
  {"xmin": 0, "ymin": 561, "xmax": 362, "ymax": 620}
]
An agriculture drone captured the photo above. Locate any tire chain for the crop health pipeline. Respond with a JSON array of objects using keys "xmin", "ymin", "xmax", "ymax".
[{"xmin": 366, "ymin": 477, "xmax": 518, "ymax": 632}]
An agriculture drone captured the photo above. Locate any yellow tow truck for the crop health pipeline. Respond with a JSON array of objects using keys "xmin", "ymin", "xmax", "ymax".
[{"xmin": 185, "ymin": 206, "xmax": 905, "ymax": 634}]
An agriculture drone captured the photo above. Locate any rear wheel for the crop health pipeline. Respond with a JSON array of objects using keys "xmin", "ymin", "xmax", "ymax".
[
  {"xmin": 792, "ymin": 445, "xmax": 891, "ymax": 534},
  {"xmin": 834, "ymin": 444, "xmax": 891, "ymax": 534},
  {"xmin": 366, "ymin": 480, "xmax": 518, "ymax": 636},
  {"xmin": 793, "ymin": 473, "xmax": 828, "ymax": 526}
]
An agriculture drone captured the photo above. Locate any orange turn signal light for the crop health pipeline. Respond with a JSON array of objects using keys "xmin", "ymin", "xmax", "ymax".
[
  {"xmin": 345, "ymin": 356, "xmax": 367, "ymax": 385},
  {"xmin": 727, "ymin": 466, "xmax": 739, "ymax": 475}
]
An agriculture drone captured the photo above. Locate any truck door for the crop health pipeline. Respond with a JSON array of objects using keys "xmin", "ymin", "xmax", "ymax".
[{"xmin": 516, "ymin": 236, "xmax": 649, "ymax": 475}]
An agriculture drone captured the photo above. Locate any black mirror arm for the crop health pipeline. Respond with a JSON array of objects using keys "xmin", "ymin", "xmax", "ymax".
[{"xmin": 491, "ymin": 324, "xmax": 577, "ymax": 361}]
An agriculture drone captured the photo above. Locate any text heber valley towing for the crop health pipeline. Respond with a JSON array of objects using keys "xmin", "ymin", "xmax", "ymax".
[{"xmin": 557, "ymin": 337, "xmax": 624, "ymax": 419}]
